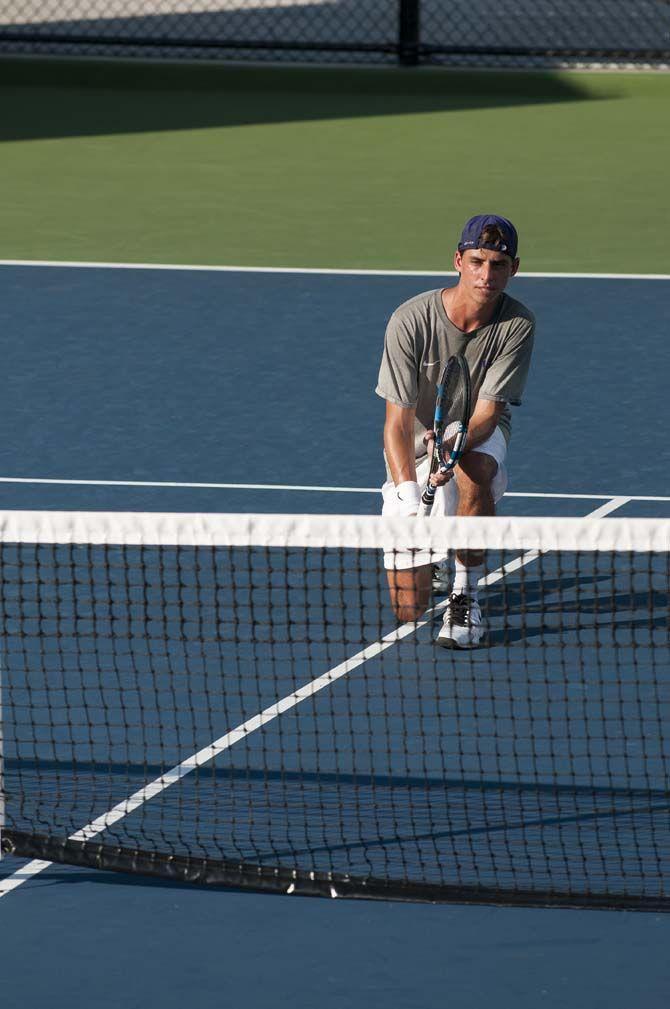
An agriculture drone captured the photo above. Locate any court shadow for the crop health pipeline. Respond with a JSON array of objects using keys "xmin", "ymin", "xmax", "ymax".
[
  {"xmin": 483, "ymin": 572, "xmax": 608, "ymax": 610},
  {"xmin": 432, "ymin": 572, "xmax": 668, "ymax": 647},
  {"xmin": 0, "ymin": 53, "xmax": 605, "ymax": 143},
  {"xmin": 483, "ymin": 572, "xmax": 667, "ymax": 613},
  {"xmin": 486, "ymin": 612, "xmax": 668, "ymax": 647}
]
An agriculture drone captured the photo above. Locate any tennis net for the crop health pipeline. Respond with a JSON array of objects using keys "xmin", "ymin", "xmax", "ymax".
[{"xmin": 1, "ymin": 509, "xmax": 668, "ymax": 910}]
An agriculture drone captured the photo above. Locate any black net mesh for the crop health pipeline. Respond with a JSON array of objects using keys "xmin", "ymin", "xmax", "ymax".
[{"xmin": 1, "ymin": 511, "xmax": 669, "ymax": 909}]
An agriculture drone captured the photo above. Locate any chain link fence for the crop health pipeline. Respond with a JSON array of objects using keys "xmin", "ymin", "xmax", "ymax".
[{"xmin": 0, "ymin": 1, "xmax": 668, "ymax": 67}]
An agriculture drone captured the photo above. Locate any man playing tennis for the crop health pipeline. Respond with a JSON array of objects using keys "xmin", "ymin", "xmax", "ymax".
[{"xmin": 375, "ymin": 214, "xmax": 535, "ymax": 648}]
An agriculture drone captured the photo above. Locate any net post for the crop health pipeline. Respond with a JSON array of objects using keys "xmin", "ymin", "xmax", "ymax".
[{"xmin": 397, "ymin": 0, "xmax": 420, "ymax": 66}]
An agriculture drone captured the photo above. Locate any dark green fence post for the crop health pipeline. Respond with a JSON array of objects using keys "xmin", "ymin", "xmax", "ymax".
[{"xmin": 398, "ymin": 0, "xmax": 420, "ymax": 65}]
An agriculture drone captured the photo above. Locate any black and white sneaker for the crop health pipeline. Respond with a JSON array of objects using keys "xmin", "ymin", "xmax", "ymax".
[{"xmin": 436, "ymin": 593, "xmax": 486, "ymax": 649}]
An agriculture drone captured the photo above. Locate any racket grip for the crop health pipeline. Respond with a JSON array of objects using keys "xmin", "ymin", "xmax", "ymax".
[{"xmin": 421, "ymin": 484, "xmax": 436, "ymax": 515}]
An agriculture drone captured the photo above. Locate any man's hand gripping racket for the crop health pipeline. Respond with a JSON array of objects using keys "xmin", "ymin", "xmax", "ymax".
[{"xmin": 421, "ymin": 354, "xmax": 472, "ymax": 516}]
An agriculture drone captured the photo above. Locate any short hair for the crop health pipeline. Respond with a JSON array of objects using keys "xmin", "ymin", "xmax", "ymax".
[{"xmin": 479, "ymin": 224, "xmax": 510, "ymax": 254}]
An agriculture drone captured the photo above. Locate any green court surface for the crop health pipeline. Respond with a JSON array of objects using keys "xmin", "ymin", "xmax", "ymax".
[{"xmin": 0, "ymin": 58, "xmax": 668, "ymax": 273}]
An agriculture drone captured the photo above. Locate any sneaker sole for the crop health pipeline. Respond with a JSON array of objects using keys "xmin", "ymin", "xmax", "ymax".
[{"xmin": 435, "ymin": 633, "xmax": 487, "ymax": 650}]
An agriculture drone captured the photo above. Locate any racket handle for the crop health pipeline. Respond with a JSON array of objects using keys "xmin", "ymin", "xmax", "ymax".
[
  {"xmin": 422, "ymin": 437, "xmax": 438, "ymax": 516},
  {"xmin": 421, "ymin": 483, "xmax": 437, "ymax": 515}
]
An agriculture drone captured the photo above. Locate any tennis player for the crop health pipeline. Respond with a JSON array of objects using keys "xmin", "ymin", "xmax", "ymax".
[{"xmin": 375, "ymin": 214, "xmax": 535, "ymax": 648}]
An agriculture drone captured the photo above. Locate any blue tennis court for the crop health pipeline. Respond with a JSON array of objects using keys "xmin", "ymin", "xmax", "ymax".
[{"xmin": 1, "ymin": 264, "xmax": 669, "ymax": 1008}]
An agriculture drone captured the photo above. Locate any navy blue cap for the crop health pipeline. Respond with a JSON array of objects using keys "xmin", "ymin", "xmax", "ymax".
[{"xmin": 457, "ymin": 214, "xmax": 518, "ymax": 259}]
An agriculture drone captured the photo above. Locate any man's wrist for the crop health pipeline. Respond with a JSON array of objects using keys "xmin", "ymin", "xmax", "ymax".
[{"xmin": 394, "ymin": 480, "xmax": 421, "ymax": 516}]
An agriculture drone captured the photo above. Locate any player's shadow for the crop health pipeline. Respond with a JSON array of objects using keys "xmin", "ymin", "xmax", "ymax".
[
  {"xmin": 482, "ymin": 576, "xmax": 668, "ymax": 646},
  {"xmin": 0, "ymin": 39, "xmax": 606, "ymax": 144},
  {"xmin": 486, "ymin": 612, "xmax": 668, "ymax": 647}
]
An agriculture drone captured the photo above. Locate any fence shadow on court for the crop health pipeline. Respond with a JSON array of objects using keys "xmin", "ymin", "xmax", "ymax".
[{"xmin": 0, "ymin": 54, "xmax": 609, "ymax": 143}]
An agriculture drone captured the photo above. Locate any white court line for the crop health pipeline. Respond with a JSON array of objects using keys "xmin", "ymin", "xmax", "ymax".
[
  {"xmin": 585, "ymin": 497, "xmax": 631, "ymax": 518},
  {"xmin": 0, "ymin": 475, "xmax": 668, "ymax": 502},
  {"xmin": 0, "ymin": 259, "xmax": 668, "ymax": 281},
  {"xmin": 0, "ymin": 476, "xmax": 379, "ymax": 493},
  {"xmin": 0, "ymin": 860, "xmax": 52, "ymax": 898},
  {"xmin": 507, "ymin": 492, "xmax": 667, "ymax": 502},
  {"xmin": 0, "ymin": 494, "xmax": 643, "ymax": 896}
]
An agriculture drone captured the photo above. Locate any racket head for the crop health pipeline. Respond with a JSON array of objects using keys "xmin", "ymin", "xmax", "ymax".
[
  {"xmin": 434, "ymin": 354, "xmax": 471, "ymax": 466},
  {"xmin": 436, "ymin": 354, "xmax": 471, "ymax": 433},
  {"xmin": 421, "ymin": 354, "xmax": 472, "ymax": 513}
]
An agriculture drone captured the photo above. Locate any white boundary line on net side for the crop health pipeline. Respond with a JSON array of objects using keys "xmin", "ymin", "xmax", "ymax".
[
  {"xmin": 0, "ymin": 493, "xmax": 641, "ymax": 898},
  {"xmin": 0, "ymin": 260, "xmax": 669, "ymax": 281},
  {"xmin": 0, "ymin": 476, "xmax": 668, "ymax": 502}
]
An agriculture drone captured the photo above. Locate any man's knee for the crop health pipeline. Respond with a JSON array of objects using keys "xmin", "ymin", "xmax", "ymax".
[
  {"xmin": 456, "ymin": 451, "xmax": 497, "ymax": 495},
  {"xmin": 393, "ymin": 601, "xmax": 426, "ymax": 622}
]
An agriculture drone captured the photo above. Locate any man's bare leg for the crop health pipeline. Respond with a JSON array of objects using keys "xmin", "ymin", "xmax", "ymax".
[
  {"xmin": 456, "ymin": 451, "xmax": 497, "ymax": 512},
  {"xmin": 386, "ymin": 564, "xmax": 432, "ymax": 623}
]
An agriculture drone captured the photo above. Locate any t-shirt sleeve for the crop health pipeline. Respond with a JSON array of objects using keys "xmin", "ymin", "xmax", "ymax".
[
  {"xmin": 375, "ymin": 312, "xmax": 421, "ymax": 409},
  {"xmin": 479, "ymin": 317, "xmax": 535, "ymax": 407}
]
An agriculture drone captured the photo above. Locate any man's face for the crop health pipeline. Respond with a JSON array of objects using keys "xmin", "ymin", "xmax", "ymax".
[{"xmin": 454, "ymin": 248, "xmax": 519, "ymax": 304}]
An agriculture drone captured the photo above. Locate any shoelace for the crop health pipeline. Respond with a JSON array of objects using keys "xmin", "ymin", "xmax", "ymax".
[{"xmin": 446, "ymin": 593, "xmax": 471, "ymax": 626}]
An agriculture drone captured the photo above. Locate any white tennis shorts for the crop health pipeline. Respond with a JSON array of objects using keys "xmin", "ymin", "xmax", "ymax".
[{"xmin": 380, "ymin": 426, "xmax": 508, "ymax": 570}]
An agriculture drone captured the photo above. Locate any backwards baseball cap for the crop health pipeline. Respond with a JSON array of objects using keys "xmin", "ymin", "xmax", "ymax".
[{"xmin": 457, "ymin": 214, "xmax": 518, "ymax": 259}]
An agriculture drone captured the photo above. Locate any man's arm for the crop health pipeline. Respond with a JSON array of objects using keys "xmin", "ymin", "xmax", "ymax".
[
  {"xmin": 425, "ymin": 398, "xmax": 506, "ymax": 488},
  {"xmin": 463, "ymin": 398, "xmax": 506, "ymax": 452},
  {"xmin": 383, "ymin": 402, "xmax": 427, "ymax": 514},
  {"xmin": 383, "ymin": 402, "xmax": 417, "ymax": 485}
]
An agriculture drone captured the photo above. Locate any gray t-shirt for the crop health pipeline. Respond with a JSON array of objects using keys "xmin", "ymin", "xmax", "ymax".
[{"xmin": 375, "ymin": 288, "xmax": 535, "ymax": 465}]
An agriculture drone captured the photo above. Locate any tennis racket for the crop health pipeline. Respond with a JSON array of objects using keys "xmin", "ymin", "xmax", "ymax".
[{"xmin": 421, "ymin": 354, "xmax": 472, "ymax": 516}]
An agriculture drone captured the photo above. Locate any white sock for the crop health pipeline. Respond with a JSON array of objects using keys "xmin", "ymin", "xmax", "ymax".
[{"xmin": 452, "ymin": 559, "xmax": 483, "ymax": 598}]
